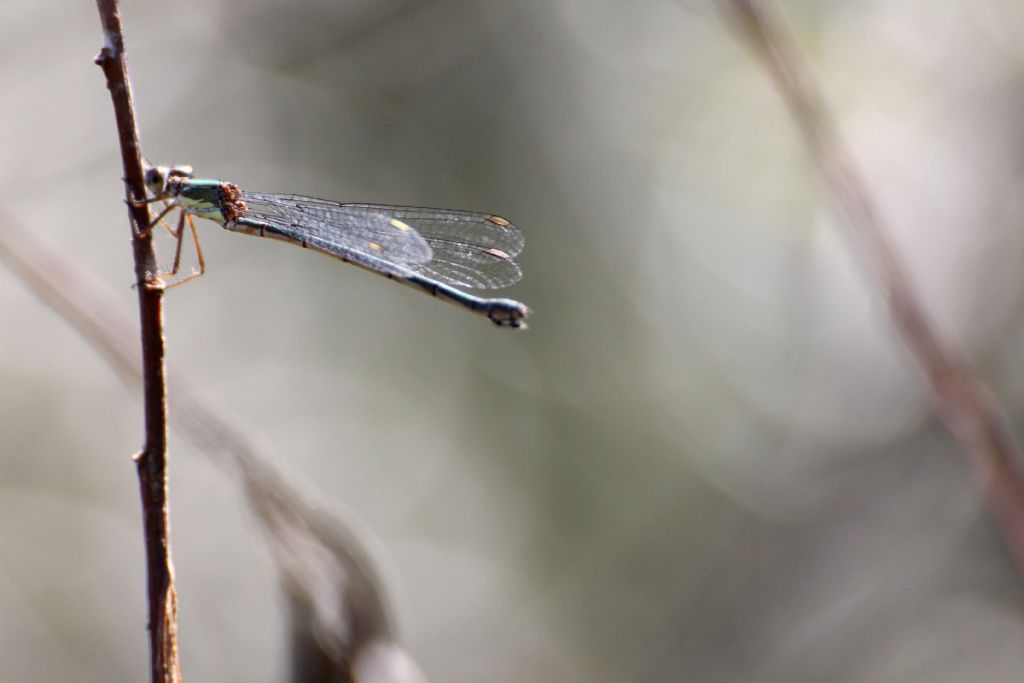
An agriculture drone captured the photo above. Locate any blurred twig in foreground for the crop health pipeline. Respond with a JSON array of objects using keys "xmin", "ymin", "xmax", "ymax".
[
  {"xmin": 725, "ymin": 0, "xmax": 1024, "ymax": 577},
  {"xmin": 0, "ymin": 212, "xmax": 428, "ymax": 682}
]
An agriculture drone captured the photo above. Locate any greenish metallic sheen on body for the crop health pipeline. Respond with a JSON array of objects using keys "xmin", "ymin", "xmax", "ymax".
[{"xmin": 142, "ymin": 164, "xmax": 531, "ymax": 329}]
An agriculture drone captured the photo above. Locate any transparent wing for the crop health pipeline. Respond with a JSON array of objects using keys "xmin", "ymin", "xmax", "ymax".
[
  {"xmin": 238, "ymin": 193, "xmax": 524, "ymax": 290},
  {"xmin": 346, "ymin": 204, "xmax": 525, "ymax": 289},
  {"xmin": 240, "ymin": 192, "xmax": 434, "ymax": 266}
]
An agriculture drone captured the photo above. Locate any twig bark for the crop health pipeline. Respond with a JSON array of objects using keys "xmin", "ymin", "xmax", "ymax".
[
  {"xmin": 725, "ymin": 0, "xmax": 1024, "ymax": 575},
  {"xmin": 93, "ymin": 1, "xmax": 180, "ymax": 680}
]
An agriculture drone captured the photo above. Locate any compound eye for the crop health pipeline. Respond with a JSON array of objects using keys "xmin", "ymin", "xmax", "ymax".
[{"xmin": 144, "ymin": 166, "xmax": 164, "ymax": 187}]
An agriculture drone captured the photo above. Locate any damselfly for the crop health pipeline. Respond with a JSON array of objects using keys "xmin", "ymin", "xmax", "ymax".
[{"xmin": 135, "ymin": 164, "xmax": 530, "ymax": 329}]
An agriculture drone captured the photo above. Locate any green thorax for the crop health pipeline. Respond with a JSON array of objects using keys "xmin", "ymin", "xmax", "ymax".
[{"xmin": 172, "ymin": 178, "xmax": 246, "ymax": 226}]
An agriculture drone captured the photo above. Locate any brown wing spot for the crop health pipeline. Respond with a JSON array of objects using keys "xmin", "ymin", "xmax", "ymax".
[
  {"xmin": 488, "ymin": 215, "xmax": 511, "ymax": 227},
  {"xmin": 484, "ymin": 247, "xmax": 511, "ymax": 261},
  {"xmin": 218, "ymin": 183, "xmax": 248, "ymax": 223},
  {"xmin": 368, "ymin": 242, "xmax": 382, "ymax": 252},
  {"xmin": 390, "ymin": 218, "xmax": 412, "ymax": 232}
]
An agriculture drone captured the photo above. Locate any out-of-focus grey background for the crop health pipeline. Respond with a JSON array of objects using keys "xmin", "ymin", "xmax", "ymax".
[{"xmin": 4, "ymin": 0, "xmax": 1024, "ymax": 681}]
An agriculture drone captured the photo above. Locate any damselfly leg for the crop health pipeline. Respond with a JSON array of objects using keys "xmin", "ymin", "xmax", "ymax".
[
  {"xmin": 126, "ymin": 198, "xmax": 206, "ymax": 288},
  {"xmin": 164, "ymin": 212, "xmax": 205, "ymax": 289}
]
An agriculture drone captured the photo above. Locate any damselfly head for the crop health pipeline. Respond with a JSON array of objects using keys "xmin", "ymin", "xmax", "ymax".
[{"xmin": 143, "ymin": 163, "xmax": 194, "ymax": 198}]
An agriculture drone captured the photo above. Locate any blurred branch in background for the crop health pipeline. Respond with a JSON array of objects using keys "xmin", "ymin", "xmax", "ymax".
[
  {"xmin": 724, "ymin": 0, "xmax": 1024, "ymax": 578},
  {"xmin": 93, "ymin": 1, "xmax": 178, "ymax": 680},
  {"xmin": 0, "ymin": 206, "xmax": 428, "ymax": 682}
]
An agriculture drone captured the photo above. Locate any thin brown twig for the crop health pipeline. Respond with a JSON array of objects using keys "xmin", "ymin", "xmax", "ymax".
[
  {"xmin": 0, "ymin": 210, "xmax": 402, "ymax": 682},
  {"xmin": 725, "ymin": 0, "xmax": 1024, "ymax": 575},
  {"xmin": 93, "ymin": 1, "xmax": 180, "ymax": 680}
]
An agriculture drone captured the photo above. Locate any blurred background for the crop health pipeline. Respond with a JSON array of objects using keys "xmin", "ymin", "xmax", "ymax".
[{"xmin": 3, "ymin": 0, "xmax": 1024, "ymax": 680}]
